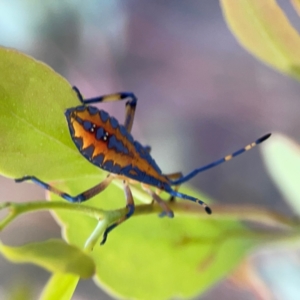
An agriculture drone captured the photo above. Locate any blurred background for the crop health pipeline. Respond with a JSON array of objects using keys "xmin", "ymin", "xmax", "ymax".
[{"xmin": 0, "ymin": 0, "xmax": 300, "ymax": 299}]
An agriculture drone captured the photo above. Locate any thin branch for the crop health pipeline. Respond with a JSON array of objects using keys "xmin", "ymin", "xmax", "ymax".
[{"xmin": 0, "ymin": 201, "xmax": 299, "ymax": 238}]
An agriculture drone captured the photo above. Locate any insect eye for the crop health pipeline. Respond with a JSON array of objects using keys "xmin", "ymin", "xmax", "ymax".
[
  {"xmin": 103, "ymin": 133, "xmax": 109, "ymax": 141},
  {"xmin": 90, "ymin": 124, "xmax": 96, "ymax": 132},
  {"xmin": 83, "ymin": 121, "xmax": 97, "ymax": 133}
]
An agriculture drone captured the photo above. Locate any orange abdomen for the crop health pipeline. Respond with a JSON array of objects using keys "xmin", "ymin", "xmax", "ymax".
[{"xmin": 65, "ymin": 106, "xmax": 169, "ymax": 187}]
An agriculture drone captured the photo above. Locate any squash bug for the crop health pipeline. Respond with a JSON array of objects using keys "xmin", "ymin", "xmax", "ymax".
[{"xmin": 16, "ymin": 86, "xmax": 271, "ymax": 244}]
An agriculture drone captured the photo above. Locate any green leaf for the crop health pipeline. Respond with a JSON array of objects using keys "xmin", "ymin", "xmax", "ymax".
[
  {"xmin": 40, "ymin": 273, "xmax": 80, "ymax": 300},
  {"xmin": 261, "ymin": 133, "xmax": 300, "ymax": 215},
  {"xmin": 220, "ymin": 0, "xmax": 300, "ymax": 81},
  {"xmin": 0, "ymin": 239, "xmax": 95, "ymax": 278},
  {"xmin": 0, "ymin": 47, "xmax": 98, "ymax": 180},
  {"xmin": 51, "ymin": 180, "xmax": 260, "ymax": 300}
]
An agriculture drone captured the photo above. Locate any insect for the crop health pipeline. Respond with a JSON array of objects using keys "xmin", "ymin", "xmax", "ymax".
[{"xmin": 16, "ymin": 86, "xmax": 271, "ymax": 244}]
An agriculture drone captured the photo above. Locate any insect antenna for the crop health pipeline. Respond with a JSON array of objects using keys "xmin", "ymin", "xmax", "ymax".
[{"xmin": 171, "ymin": 133, "xmax": 271, "ymax": 186}]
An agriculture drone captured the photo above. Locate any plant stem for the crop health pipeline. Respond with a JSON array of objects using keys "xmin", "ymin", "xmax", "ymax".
[
  {"xmin": 84, "ymin": 219, "xmax": 108, "ymax": 252},
  {"xmin": 0, "ymin": 201, "xmax": 107, "ymax": 231},
  {"xmin": 1, "ymin": 201, "xmax": 299, "ymax": 237}
]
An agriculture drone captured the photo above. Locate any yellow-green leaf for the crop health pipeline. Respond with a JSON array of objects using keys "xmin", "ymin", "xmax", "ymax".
[
  {"xmin": 220, "ymin": 0, "xmax": 300, "ymax": 80},
  {"xmin": 51, "ymin": 179, "xmax": 260, "ymax": 300},
  {"xmin": 0, "ymin": 47, "xmax": 97, "ymax": 180},
  {"xmin": 40, "ymin": 273, "xmax": 80, "ymax": 300},
  {"xmin": 0, "ymin": 239, "xmax": 95, "ymax": 278},
  {"xmin": 261, "ymin": 133, "xmax": 300, "ymax": 215}
]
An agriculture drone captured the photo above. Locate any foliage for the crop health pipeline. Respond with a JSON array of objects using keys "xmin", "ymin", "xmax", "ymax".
[
  {"xmin": 261, "ymin": 134, "xmax": 300, "ymax": 217},
  {"xmin": 1, "ymin": 1, "xmax": 300, "ymax": 298},
  {"xmin": 220, "ymin": 0, "xmax": 300, "ymax": 81}
]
